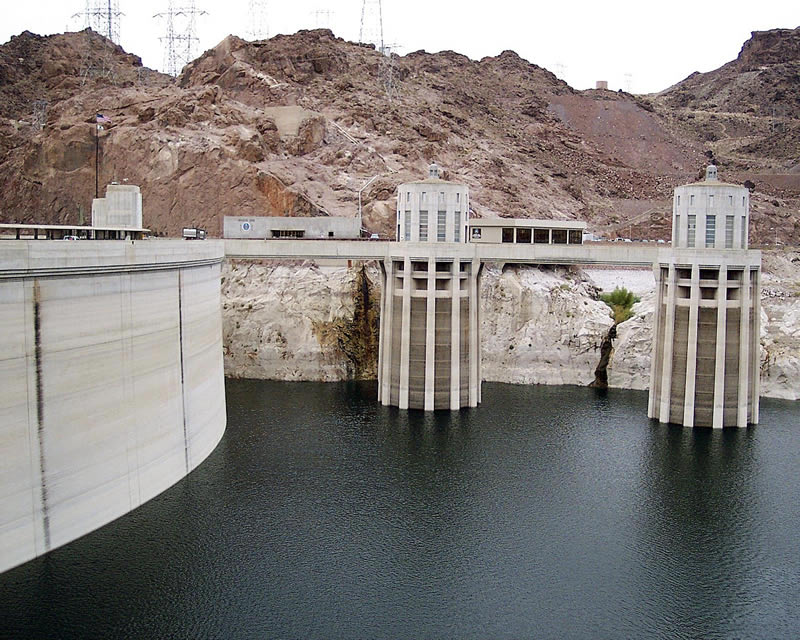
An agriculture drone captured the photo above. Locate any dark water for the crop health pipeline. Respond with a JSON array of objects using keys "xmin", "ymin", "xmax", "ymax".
[{"xmin": 2, "ymin": 380, "xmax": 800, "ymax": 639}]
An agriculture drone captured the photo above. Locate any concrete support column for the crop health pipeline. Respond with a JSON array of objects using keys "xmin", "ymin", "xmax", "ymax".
[
  {"xmin": 751, "ymin": 267, "xmax": 761, "ymax": 423},
  {"xmin": 469, "ymin": 259, "xmax": 481, "ymax": 407},
  {"xmin": 450, "ymin": 270, "xmax": 461, "ymax": 410},
  {"xmin": 657, "ymin": 263, "xmax": 677, "ymax": 423},
  {"xmin": 682, "ymin": 263, "xmax": 700, "ymax": 427},
  {"xmin": 647, "ymin": 264, "xmax": 664, "ymax": 419},
  {"xmin": 379, "ymin": 260, "xmax": 393, "ymax": 405},
  {"xmin": 424, "ymin": 256, "xmax": 436, "ymax": 411},
  {"xmin": 399, "ymin": 256, "xmax": 412, "ymax": 410},
  {"xmin": 712, "ymin": 266, "xmax": 727, "ymax": 428}
]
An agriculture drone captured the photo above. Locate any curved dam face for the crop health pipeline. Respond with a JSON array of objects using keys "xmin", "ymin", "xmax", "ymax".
[{"xmin": 0, "ymin": 240, "xmax": 226, "ymax": 573}]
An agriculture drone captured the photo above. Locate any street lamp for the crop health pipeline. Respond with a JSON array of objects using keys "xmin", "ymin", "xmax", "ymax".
[{"xmin": 358, "ymin": 174, "xmax": 380, "ymax": 225}]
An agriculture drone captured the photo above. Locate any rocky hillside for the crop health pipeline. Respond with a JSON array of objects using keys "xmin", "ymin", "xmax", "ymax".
[{"xmin": 0, "ymin": 26, "xmax": 798, "ymax": 242}]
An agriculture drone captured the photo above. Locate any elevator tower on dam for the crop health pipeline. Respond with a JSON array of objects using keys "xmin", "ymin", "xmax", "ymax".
[{"xmin": 648, "ymin": 165, "xmax": 761, "ymax": 428}]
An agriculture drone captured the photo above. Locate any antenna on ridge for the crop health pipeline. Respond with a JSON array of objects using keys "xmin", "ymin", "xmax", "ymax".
[
  {"xmin": 154, "ymin": 1, "xmax": 208, "ymax": 77},
  {"xmin": 247, "ymin": 0, "xmax": 269, "ymax": 41},
  {"xmin": 72, "ymin": 1, "xmax": 123, "ymax": 44},
  {"xmin": 359, "ymin": 0, "xmax": 384, "ymax": 51}
]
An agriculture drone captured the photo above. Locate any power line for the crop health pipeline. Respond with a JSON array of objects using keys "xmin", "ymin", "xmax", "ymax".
[{"xmin": 154, "ymin": 1, "xmax": 207, "ymax": 77}]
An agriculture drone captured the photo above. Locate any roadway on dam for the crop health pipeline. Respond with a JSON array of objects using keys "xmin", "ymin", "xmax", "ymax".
[{"xmin": 224, "ymin": 239, "xmax": 661, "ymax": 266}]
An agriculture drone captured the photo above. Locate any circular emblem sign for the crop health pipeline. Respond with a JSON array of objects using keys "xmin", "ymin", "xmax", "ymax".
[{"xmin": 242, "ymin": 222, "xmax": 251, "ymax": 231}]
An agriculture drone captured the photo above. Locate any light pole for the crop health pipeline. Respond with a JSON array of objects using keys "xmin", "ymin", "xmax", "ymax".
[{"xmin": 358, "ymin": 174, "xmax": 380, "ymax": 234}]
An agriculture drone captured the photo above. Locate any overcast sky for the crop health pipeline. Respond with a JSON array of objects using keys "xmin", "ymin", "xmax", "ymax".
[{"xmin": 1, "ymin": 0, "xmax": 797, "ymax": 93}]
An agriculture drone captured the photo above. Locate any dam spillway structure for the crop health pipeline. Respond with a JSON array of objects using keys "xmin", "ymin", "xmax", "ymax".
[
  {"xmin": 378, "ymin": 164, "xmax": 481, "ymax": 410},
  {"xmin": 648, "ymin": 165, "xmax": 761, "ymax": 428}
]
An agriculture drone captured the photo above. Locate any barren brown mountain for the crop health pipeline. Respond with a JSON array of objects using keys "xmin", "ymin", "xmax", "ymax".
[{"xmin": 0, "ymin": 26, "xmax": 797, "ymax": 243}]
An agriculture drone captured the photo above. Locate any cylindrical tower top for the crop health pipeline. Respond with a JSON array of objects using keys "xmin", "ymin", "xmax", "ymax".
[
  {"xmin": 671, "ymin": 167, "xmax": 749, "ymax": 250},
  {"xmin": 396, "ymin": 167, "xmax": 469, "ymax": 243}
]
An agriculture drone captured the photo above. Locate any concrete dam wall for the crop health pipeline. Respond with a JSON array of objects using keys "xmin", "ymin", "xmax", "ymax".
[{"xmin": 0, "ymin": 240, "xmax": 227, "ymax": 573}]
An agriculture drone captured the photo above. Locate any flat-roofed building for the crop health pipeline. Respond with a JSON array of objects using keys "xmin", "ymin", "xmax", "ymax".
[
  {"xmin": 223, "ymin": 215, "xmax": 361, "ymax": 239},
  {"xmin": 468, "ymin": 218, "xmax": 586, "ymax": 245},
  {"xmin": 92, "ymin": 183, "xmax": 143, "ymax": 229}
]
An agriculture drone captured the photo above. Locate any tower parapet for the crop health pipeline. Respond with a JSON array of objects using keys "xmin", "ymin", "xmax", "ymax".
[{"xmin": 648, "ymin": 167, "xmax": 761, "ymax": 428}]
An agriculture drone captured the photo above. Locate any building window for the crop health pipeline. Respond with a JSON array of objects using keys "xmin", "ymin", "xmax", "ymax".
[
  {"xmin": 729, "ymin": 195, "xmax": 733, "ymax": 205},
  {"xmin": 709, "ymin": 194, "xmax": 714, "ymax": 208},
  {"xmin": 726, "ymin": 215, "xmax": 734, "ymax": 248},
  {"xmin": 502, "ymin": 227, "xmax": 514, "ymax": 243},
  {"xmin": 569, "ymin": 229, "xmax": 583, "ymax": 244},
  {"xmin": 690, "ymin": 194, "xmax": 695, "ymax": 206},
  {"xmin": 437, "ymin": 210, "xmax": 446, "ymax": 241},
  {"xmin": 705, "ymin": 214, "xmax": 715, "ymax": 247},
  {"xmin": 404, "ymin": 213, "xmax": 410, "ymax": 241},
  {"xmin": 456, "ymin": 193, "xmax": 460, "ymax": 203},
  {"xmin": 453, "ymin": 210, "xmax": 460, "ymax": 242},
  {"xmin": 552, "ymin": 229, "xmax": 568, "ymax": 244},
  {"xmin": 533, "ymin": 228, "xmax": 549, "ymax": 244},
  {"xmin": 675, "ymin": 215, "xmax": 680, "ymax": 244},
  {"xmin": 677, "ymin": 195, "xmax": 680, "ymax": 206},
  {"xmin": 741, "ymin": 217, "xmax": 747, "ymax": 247},
  {"xmin": 687, "ymin": 215, "xmax": 696, "ymax": 247},
  {"xmin": 743, "ymin": 196, "xmax": 746, "ymax": 206},
  {"xmin": 517, "ymin": 227, "xmax": 532, "ymax": 243},
  {"xmin": 271, "ymin": 229, "xmax": 304, "ymax": 238},
  {"xmin": 419, "ymin": 210, "xmax": 428, "ymax": 241}
]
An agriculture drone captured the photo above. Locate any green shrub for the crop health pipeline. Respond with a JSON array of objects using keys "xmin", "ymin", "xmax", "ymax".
[{"xmin": 600, "ymin": 287, "xmax": 640, "ymax": 324}]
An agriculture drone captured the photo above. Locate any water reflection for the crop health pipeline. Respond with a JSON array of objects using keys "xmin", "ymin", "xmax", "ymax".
[{"xmin": 0, "ymin": 381, "xmax": 798, "ymax": 639}]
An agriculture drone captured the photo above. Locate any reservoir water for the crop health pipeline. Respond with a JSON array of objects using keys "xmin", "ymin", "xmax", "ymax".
[{"xmin": 2, "ymin": 380, "xmax": 800, "ymax": 639}]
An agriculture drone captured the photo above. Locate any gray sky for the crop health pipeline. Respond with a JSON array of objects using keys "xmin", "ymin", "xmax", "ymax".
[{"xmin": 1, "ymin": 0, "xmax": 797, "ymax": 93}]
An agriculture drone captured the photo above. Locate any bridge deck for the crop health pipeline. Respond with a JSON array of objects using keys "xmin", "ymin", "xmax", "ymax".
[{"xmin": 224, "ymin": 239, "xmax": 660, "ymax": 267}]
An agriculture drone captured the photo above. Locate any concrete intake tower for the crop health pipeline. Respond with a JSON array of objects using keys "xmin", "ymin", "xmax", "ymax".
[
  {"xmin": 378, "ymin": 165, "xmax": 481, "ymax": 410},
  {"xmin": 648, "ymin": 166, "xmax": 761, "ymax": 428}
]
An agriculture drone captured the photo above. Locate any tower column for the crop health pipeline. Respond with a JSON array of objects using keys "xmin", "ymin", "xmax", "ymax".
[
  {"xmin": 398, "ymin": 255, "xmax": 411, "ymax": 410},
  {"xmin": 379, "ymin": 259, "xmax": 393, "ymax": 405},
  {"xmin": 682, "ymin": 263, "xmax": 700, "ymax": 427},
  {"xmin": 450, "ymin": 266, "xmax": 461, "ymax": 410},
  {"xmin": 424, "ymin": 256, "xmax": 436, "ymax": 410},
  {"xmin": 657, "ymin": 262, "xmax": 677, "ymax": 423},
  {"xmin": 712, "ymin": 265, "xmax": 728, "ymax": 428}
]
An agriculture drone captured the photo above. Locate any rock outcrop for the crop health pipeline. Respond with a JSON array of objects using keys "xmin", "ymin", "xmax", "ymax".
[{"xmin": 2, "ymin": 27, "xmax": 798, "ymax": 243}]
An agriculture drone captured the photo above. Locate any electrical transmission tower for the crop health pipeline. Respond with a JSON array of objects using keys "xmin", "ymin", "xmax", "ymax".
[
  {"xmin": 73, "ymin": 1, "xmax": 122, "ymax": 44},
  {"xmin": 624, "ymin": 72, "xmax": 633, "ymax": 93},
  {"xmin": 359, "ymin": 0, "xmax": 384, "ymax": 51},
  {"xmin": 311, "ymin": 9, "xmax": 333, "ymax": 29},
  {"xmin": 154, "ymin": 1, "xmax": 207, "ymax": 77},
  {"xmin": 246, "ymin": 0, "xmax": 269, "ymax": 40}
]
